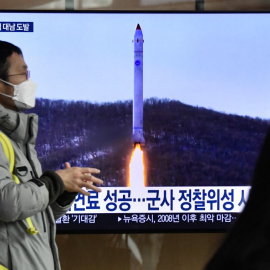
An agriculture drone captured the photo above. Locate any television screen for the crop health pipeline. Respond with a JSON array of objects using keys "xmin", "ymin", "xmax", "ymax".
[{"xmin": 1, "ymin": 11, "xmax": 269, "ymax": 233}]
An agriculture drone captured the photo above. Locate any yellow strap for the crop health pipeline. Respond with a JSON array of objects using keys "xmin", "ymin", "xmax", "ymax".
[
  {"xmin": 0, "ymin": 132, "xmax": 18, "ymax": 183},
  {"xmin": 26, "ymin": 217, "xmax": 38, "ymax": 234},
  {"xmin": 0, "ymin": 132, "xmax": 38, "ymax": 235},
  {"xmin": 0, "ymin": 264, "xmax": 8, "ymax": 270}
]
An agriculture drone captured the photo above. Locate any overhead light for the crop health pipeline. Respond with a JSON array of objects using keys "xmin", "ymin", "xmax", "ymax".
[{"xmin": 141, "ymin": 0, "xmax": 192, "ymax": 6}]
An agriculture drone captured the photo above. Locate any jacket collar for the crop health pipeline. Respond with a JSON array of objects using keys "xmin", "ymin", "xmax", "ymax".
[{"xmin": 0, "ymin": 104, "xmax": 38, "ymax": 144}]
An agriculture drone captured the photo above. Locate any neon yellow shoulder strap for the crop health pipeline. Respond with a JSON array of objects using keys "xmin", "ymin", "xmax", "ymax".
[
  {"xmin": 0, "ymin": 131, "xmax": 38, "ymax": 235},
  {"xmin": 0, "ymin": 264, "xmax": 8, "ymax": 270}
]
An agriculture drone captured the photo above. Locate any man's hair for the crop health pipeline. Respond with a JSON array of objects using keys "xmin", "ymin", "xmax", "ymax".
[{"xmin": 0, "ymin": 41, "xmax": 23, "ymax": 81}]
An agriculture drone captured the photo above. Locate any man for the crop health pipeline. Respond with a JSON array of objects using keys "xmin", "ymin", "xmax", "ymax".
[{"xmin": 0, "ymin": 40, "xmax": 103, "ymax": 270}]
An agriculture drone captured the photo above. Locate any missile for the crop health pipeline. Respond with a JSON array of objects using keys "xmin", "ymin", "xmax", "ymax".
[{"xmin": 132, "ymin": 24, "xmax": 145, "ymax": 147}]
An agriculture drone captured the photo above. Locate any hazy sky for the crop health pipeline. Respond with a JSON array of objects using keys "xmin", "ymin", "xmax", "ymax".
[{"xmin": 1, "ymin": 12, "xmax": 270, "ymax": 119}]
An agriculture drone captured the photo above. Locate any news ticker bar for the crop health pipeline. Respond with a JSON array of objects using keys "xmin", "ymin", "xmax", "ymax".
[{"xmin": 56, "ymin": 212, "xmax": 240, "ymax": 232}]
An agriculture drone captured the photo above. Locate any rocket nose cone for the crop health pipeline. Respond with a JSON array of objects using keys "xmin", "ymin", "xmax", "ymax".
[{"xmin": 136, "ymin": 24, "xmax": 141, "ymax": 30}]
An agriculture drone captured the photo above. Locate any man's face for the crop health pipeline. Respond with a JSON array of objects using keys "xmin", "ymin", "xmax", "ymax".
[{"xmin": 0, "ymin": 52, "xmax": 28, "ymax": 111}]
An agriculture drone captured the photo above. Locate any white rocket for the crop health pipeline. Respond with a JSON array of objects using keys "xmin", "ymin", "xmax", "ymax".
[{"xmin": 132, "ymin": 24, "xmax": 145, "ymax": 146}]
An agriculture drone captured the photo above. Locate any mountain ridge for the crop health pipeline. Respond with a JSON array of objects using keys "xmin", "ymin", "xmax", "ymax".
[{"xmin": 28, "ymin": 97, "xmax": 269, "ymax": 187}]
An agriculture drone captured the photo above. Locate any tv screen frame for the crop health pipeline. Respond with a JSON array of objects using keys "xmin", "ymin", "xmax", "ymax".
[{"xmin": 0, "ymin": 10, "xmax": 269, "ymax": 233}]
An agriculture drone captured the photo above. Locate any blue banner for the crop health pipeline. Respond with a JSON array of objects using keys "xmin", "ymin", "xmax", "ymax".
[{"xmin": 0, "ymin": 22, "xmax": 33, "ymax": 32}]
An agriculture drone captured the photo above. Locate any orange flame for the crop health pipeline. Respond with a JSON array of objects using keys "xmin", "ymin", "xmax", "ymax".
[{"xmin": 128, "ymin": 144, "xmax": 145, "ymax": 188}]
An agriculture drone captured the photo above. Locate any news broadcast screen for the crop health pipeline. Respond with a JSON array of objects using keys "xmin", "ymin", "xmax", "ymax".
[{"xmin": 1, "ymin": 11, "xmax": 269, "ymax": 233}]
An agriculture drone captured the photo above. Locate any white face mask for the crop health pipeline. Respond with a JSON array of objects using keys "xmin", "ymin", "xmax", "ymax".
[{"xmin": 0, "ymin": 78, "xmax": 37, "ymax": 111}]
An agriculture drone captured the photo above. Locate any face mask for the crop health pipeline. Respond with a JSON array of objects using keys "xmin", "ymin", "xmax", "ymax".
[{"xmin": 0, "ymin": 78, "xmax": 37, "ymax": 111}]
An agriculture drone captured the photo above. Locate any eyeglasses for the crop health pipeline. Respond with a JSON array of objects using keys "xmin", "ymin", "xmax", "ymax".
[{"xmin": 7, "ymin": 70, "xmax": 30, "ymax": 80}]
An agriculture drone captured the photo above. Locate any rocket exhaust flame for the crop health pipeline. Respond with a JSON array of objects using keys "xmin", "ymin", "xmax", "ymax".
[{"xmin": 128, "ymin": 143, "xmax": 145, "ymax": 188}]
